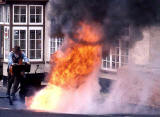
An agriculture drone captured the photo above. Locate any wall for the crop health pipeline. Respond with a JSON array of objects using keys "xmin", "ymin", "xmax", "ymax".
[
  {"xmin": 2, "ymin": 2, "xmax": 51, "ymax": 76},
  {"xmin": 44, "ymin": 1, "xmax": 51, "ymax": 63},
  {"xmin": 43, "ymin": 1, "xmax": 51, "ymax": 73},
  {"xmin": 149, "ymin": 26, "xmax": 160, "ymax": 67},
  {"xmin": 129, "ymin": 27, "xmax": 150, "ymax": 65},
  {"xmin": 99, "ymin": 26, "xmax": 151, "ymax": 80}
]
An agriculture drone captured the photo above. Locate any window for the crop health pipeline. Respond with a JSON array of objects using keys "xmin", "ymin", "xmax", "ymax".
[
  {"xmin": 4, "ymin": 26, "xmax": 10, "ymax": 60},
  {"xmin": 0, "ymin": 6, "xmax": 3, "ymax": 22},
  {"xmin": 13, "ymin": 5, "xmax": 27, "ymax": 24},
  {"xmin": 101, "ymin": 40, "xmax": 129, "ymax": 72},
  {"xmin": 13, "ymin": 27, "xmax": 27, "ymax": 54},
  {"xmin": 29, "ymin": 5, "xmax": 43, "ymax": 24},
  {"xmin": 50, "ymin": 37, "xmax": 64, "ymax": 55},
  {"xmin": 0, "ymin": 5, "xmax": 10, "ymax": 24},
  {"xmin": 99, "ymin": 78, "xmax": 113, "ymax": 93},
  {"xmin": 4, "ymin": 6, "xmax": 10, "ymax": 23},
  {"xmin": 29, "ymin": 27, "xmax": 43, "ymax": 60}
]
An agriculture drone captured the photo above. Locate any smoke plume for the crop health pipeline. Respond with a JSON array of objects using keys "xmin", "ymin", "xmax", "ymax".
[
  {"xmin": 27, "ymin": 0, "xmax": 160, "ymax": 115},
  {"xmin": 49, "ymin": 0, "xmax": 160, "ymax": 45}
]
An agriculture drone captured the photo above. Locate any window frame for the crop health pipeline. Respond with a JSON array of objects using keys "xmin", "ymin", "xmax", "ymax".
[
  {"xmin": 4, "ymin": 26, "xmax": 10, "ymax": 61},
  {"xmin": 101, "ymin": 40, "xmax": 129, "ymax": 72},
  {"xmin": 13, "ymin": 4, "xmax": 27, "ymax": 25},
  {"xmin": 0, "ymin": 5, "xmax": 10, "ymax": 24},
  {"xmin": 0, "ymin": 6, "xmax": 4, "ymax": 24},
  {"xmin": 50, "ymin": 37, "xmax": 64, "ymax": 54},
  {"xmin": 12, "ymin": 26, "xmax": 28, "ymax": 55},
  {"xmin": 28, "ymin": 27, "xmax": 43, "ymax": 61},
  {"xmin": 49, "ymin": 37, "xmax": 64, "ymax": 59},
  {"xmin": 29, "ymin": 5, "xmax": 43, "ymax": 25}
]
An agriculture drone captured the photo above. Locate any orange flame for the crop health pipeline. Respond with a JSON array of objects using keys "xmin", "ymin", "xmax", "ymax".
[{"xmin": 27, "ymin": 22, "xmax": 102, "ymax": 111}]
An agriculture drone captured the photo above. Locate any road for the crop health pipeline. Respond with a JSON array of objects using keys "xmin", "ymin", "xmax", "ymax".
[
  {"xmin": 0, "ymin": 80, "xmax": 27, "ymax": 109},
  {"xmin": 0, "ymin": 80, "xmax": 160, "ymax": 117}
]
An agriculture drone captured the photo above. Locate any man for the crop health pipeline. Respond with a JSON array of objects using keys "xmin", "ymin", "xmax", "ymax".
[{"xmin": 6, "ymin": 46, "xmax": 29, "ymax": 101}]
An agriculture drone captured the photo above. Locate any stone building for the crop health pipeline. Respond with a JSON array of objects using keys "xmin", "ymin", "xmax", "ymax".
[{"xmin": 0, "ymin": 0, "xmax": 160, "ymax": 88}]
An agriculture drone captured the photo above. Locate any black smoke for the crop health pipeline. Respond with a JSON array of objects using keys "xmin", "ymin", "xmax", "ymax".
[{"xmin": 49, "ymin": 0, "xmax": 160, "ymax": 45}]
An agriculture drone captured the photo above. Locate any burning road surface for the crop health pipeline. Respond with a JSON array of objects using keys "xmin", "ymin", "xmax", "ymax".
[{"xmin": 26, "ymin": 22, "xmax": 102, "ymax": 112}]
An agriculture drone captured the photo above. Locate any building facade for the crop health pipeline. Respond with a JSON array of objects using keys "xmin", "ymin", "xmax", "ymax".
[
  {"xmin": 0, "ymin": 0, "xmax": 160, "ymax": 86},
  {"xmin": 0, "ymin": 0, "xmax": 49, "ymax": 77}
]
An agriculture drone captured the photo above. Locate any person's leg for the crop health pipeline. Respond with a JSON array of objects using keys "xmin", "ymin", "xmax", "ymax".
[
  {"xmin": 19, "ymin": 72, "xmax": 25, "ymax": 102},
  {"xmin": 6, "ymin": 74, "xmax": 14, "ymax": 96},
  {"xmin": 11, "ymin": 75, "xmax": 20, "ymax": 99}
]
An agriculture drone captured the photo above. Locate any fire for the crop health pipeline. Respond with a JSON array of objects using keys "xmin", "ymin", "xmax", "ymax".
[{"xmin": 27, "ymin": 22, "xmax": 102, "ymax": 111}]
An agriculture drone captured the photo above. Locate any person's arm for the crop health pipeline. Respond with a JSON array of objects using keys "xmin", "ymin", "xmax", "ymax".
[
  {"xmin": 8, "ymin": 52, "xmax": 13, "ymax": 67},
  {"xmin": 22, "ymin": 52, "xmax": 29, "ymax": 63}
]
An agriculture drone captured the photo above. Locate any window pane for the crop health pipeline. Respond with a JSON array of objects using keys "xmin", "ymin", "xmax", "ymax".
[
  {"xmin": 36, "ymin": 40, "xmax": 41, "ymax": 49},
  {"xmin": 4, "ymin": 27, "xmax": 10, "ymax": 59},
  {"xmin": 21, "ymin": 6, "xmax": 26, "ymax": 14},
  {"xmin": 22, "ymin": 50, "xmax": 26, "ymax": 55},
  {"xmin": 30, "ymin": 15, "xmax": 35, "ymax": 23},
  {"xmin": 20, "ymin": 30, "xmax": 26, "ymax": 39},
  {"xmin": 14, "ymin": 6, "xmax": 19, "ymax": 14},
  {"xmin": 36, "ymin": 6, "xmax": 42, "ymax": 14},
  {"xmin": 14, "ymin": 30, "xmax": 19, "ymax": 39},
  {"xmin": 57, "ymin": 42, "xmax": 60, "ymax": 48},
  {"xmin": 112, "ymin": 62, "xmax": 115, "ymax": 69},
  {"xmin": 30, "ymin": 50, "xmax": 35, "ymax": 59},
  {"xmin": 50, "ymin": 38, "xmax": 64, "ymax": 55},
  {"xmin": 14, "ymin": 40, "xmax": 19, "ymax": 46},
  {"xmin": 36, "ymin": 50, "xmax": 41, "ymax": 59},
  {"xmin": 20, "ymin": 40, "xmax": 26, "ymax": 49},
  {"xmin": 36, "ymin": 30, "xmax": 41, "ymax": 39},
  {"xmin": 101, "ymin": 40, "xmax": 129, "ymax": 70},
  {"xmin": 5, "ymin": 39, "xmax": 9, "ymax": 58},
  {"xmin": 112, "ymin": 55, "xmax": 115, "ymax": 62},
  {"xmin": 14, "ymin": 15, "xmax": 19, "ymax": 22},
  {"xmin": 107, "ymin": 62, "xmax": 110, "ymax": 68},
  {"xmin": 4, "ymin": 6, "xmax": 7, "ymax": 22},
  {"xmin": 51, "ymin": 48, "xmax": 55, "ymax": 54},
  {"xmin": 30, "ymin": 30, "xmax": 35, "ymax": 39},
  {"xmin": 30, "ymin": 40, "xmax": 35, "ymax": 49},
  {"xmin": 6, "ymin": 6, "xmax": 10, "ymax": 23},
  {"xmin": 36, "ymin": 15, "xmax": 41, "ymax": 23},
  {"xmin": 116, "ymin": 56, "xmax": 119, "ymax": 62},
  {"xmin": 0, "ymin": 6, "xmax": 3, "ymax": 22},
  {"xmin": 52, "ymin": 41, "xmax": 55, "ymax": 47},
  {"xmin": 107, "ymin": 56, "xmax": 110, "ymax": 61},
  {"xmin": 30, "ymin": 6, "xmax": 35, "ymax": 14},
  {"xmin": 21, "ymin": 15, "xmax": 26, "ymax": 22},
  {"xmin": 103, "ymin": 61, "xmax": 106, "ymax": 68}
]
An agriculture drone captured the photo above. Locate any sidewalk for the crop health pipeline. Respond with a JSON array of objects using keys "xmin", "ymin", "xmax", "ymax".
[{"xmin": 0, "ymin": 80, "xmax": 16, "ymax": 109}]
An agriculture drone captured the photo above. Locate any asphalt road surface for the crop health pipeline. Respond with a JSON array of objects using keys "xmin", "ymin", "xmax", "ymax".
[
  {"xmin": 1, "ymin": 109, "xmax": 160, "ymax": 117},
  {"xmin": 0, "ymin": 81, "xmax": 160, "ymax": 117}
]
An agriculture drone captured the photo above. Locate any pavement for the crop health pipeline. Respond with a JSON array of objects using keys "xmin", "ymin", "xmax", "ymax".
[
  {"xmin": 0, "ymin": 80, "xmax": 27, "ymax": 110},
  {"xmin": 1, "ymin": 109, "xmax": 160, "ymax": 117},
  {"xmin": 0, "ymin": 80, "xmax": 160, "ymax": 117},
  {"xmin": 0, "ymin": 80, "xmax": 13, "ymax": 109}
]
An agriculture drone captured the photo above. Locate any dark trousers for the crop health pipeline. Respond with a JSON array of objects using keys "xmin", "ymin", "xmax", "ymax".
[{"xmin": 7, "ymin": 72, "xmax": 24, "ymax": 96}]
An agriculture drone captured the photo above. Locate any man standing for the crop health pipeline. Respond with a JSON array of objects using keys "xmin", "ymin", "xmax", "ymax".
[{"xmin": 6, "ymin": 46, "xmax": 29, "ymax": 101}]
